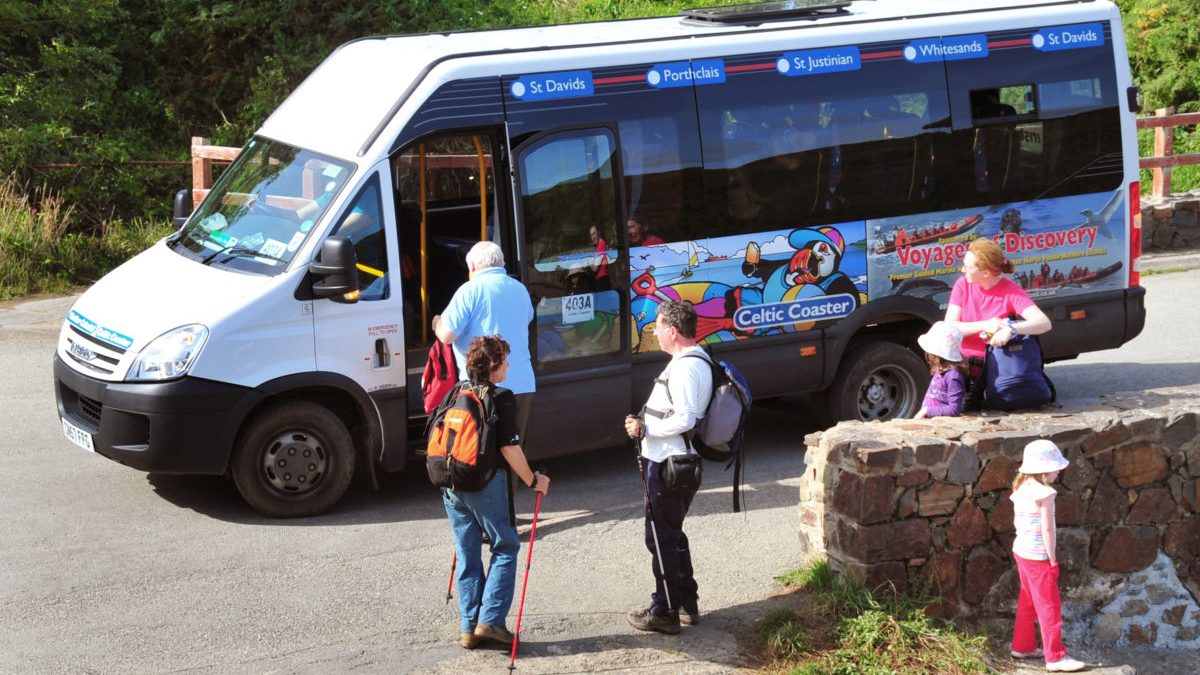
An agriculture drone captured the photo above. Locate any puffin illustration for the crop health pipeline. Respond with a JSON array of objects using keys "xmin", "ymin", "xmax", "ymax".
[{"xmin": 743, "ymin": 226, "xmax": 860, "ymax": 304}]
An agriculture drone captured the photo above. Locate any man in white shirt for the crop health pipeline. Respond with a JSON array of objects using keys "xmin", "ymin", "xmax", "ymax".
[{"xmin": 623, "ymin": 301, "xmax": 713, "ymax": 635}]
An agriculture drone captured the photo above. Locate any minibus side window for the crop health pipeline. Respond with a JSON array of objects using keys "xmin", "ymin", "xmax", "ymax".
[
  {"xmin": 517, "ymin": 129, "xmax": 624, "ymax": 363},
  {"xmin": 693, "ymin": 50, "xmax": 950, "ymax": 235},
  {"xmin": 619, "ymin": 115, "xmax": 703, "ymax": 245},
  {"xmin": 946, "ymin": 39, "xmax": 1122, "ymax": 203},
  {"xmin": 328, "ymin": 174, "xmax": 387, "ymax": 301}
]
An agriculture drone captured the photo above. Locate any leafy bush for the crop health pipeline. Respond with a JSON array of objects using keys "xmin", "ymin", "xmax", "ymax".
[{"xmin": 0, "ymin": 176, "xmax": 171, "ymax": 299}]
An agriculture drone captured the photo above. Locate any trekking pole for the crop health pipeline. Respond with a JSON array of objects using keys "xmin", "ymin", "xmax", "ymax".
[
  {"xmin": 632, "ymin": 433, "xmax": 672, "ymax": 611},
  {"xmin": 445, "ymin": 551, "xmax": 456, "ymax": 605},
  {"xmin": 508, "ymin": 484, "xmax": 545, "ymax": 672}
]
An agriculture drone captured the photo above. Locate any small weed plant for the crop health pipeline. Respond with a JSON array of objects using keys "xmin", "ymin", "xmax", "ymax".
[
  {"xmin": 756, "ymin": 560, "xmax": 990, "ymax": 675},
  {"xmin": 0, "ymin": 176, "xmax": 171, "ymax": 300}
]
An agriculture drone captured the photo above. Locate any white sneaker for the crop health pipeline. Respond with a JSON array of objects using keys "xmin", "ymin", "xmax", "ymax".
[
  {"xmin": 1046, "ymin": 657, "xmax": 1086, "ymax": 672},
  {"xmin": 1011, "ymin": 647, "xmax": 1042, "ymax": 659}
]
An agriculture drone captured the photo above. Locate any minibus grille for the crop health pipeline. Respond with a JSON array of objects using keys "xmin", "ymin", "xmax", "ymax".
[
  {"xmin": 69, "ymin": 324, "xmax": 128, "ymax": 355},
  {"xmin": 65, "ymin": 349, "xmax": 115, "ymax": 375},
  {"xmin": 66, "ymin": 324, "xmax": 125, "ymax": 375}
]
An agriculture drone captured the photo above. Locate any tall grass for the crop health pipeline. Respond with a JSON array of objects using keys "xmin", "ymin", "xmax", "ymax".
[
  {"xmin": 758, "ymin": 560, "xmax": 991, "ymax": 675},
  {"xmin": 0, "ymin": 176, "xmax": 171, "ymax": 300}
]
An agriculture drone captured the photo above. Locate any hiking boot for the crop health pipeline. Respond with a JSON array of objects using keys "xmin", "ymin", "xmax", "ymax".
[
  {"xmin": 1045, "ymin": 657, "xmax": 1086, "ymax": 672},
  {"xmin": 680, "ymin": 604, "xmax": 700, "ymax": 626},
  {"xmin": 474, "ymin": 623, "xmax": 515, "ymax": 645},
  {"xmin": 1010, "ymin": 647, "xmax": 1042, "ymax": 659},
  {"xmin": 626, "ymin": 607, "xmax": 681, "ymax": 635},
  {"xmin": 460, "ymin": 632, "xmax": 478, "ymax": 649}
]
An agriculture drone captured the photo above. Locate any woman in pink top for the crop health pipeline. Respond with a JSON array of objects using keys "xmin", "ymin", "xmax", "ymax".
[
  {"xmin": 945, "ymin": 238, "xmax": 1051, "ymax": 409},
  {"xmin": 1009, "ymin": 440, "xmax": 1085, "ymax": 672}
]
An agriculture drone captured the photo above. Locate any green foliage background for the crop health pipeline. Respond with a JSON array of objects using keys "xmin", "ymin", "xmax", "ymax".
[
  {"xmin": 0, "ymin": 0, "xmax": 1195, "ymax": 295},
  {"xmin": 1116, "ymin": 0, "xmax": 1200, "ymax": 191},
  {"xmin": 0, "ymin": 0, "xmax": 688, "ymax": 230}
]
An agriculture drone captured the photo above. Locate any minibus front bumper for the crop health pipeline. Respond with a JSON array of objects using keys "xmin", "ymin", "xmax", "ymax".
[{"xmin": 54, "ymin": 355, "xmax": 262, "ymax": 474}]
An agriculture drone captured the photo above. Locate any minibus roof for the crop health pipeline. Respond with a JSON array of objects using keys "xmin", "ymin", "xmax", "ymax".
[{"xmin": 259, "ymin": 0, "xmax": 1110, "ymax": 161}]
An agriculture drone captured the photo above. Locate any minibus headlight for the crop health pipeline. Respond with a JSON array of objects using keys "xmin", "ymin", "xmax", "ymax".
[{"xmin": 128, "ymin": 324, "xmax": 209, "ymax": 381}]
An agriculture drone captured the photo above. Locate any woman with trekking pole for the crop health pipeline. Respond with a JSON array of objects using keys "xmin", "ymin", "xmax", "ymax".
[{"xmin": 441, "ymin": 335, "xmax": 549, "ymax": 651}]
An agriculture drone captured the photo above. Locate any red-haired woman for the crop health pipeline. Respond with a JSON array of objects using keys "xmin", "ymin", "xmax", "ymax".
[{"xmin": 945, "ymin": 238, "xmax": 1051, "ymax": 409}]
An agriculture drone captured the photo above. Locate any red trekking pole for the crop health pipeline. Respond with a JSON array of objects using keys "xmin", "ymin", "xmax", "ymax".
[
  {"xmin": 445, "ymin": 551, "xmax": 456, "ymax": 605},
  {"xmin": 508, "ymin": 488, "xmax": 545, "ymax": 672}
]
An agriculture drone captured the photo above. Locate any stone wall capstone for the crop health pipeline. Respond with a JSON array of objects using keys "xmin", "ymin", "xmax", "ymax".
[{"xmin": 798, "ymin": 386, "xmax": 1200, "ymax": 648}]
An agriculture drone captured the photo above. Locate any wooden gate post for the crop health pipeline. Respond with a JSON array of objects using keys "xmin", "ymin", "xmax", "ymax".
[{"xmin": 1152, "ymin": 107, "xmax": 1174, "ymax": 200}]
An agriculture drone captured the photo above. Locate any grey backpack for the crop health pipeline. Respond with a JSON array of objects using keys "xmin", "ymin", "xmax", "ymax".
[{"xmin": 669, "ymin": 351, "xmax": 752, "ymax": 511}]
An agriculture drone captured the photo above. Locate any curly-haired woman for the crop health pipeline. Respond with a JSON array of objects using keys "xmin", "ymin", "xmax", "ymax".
[{"xmin": 443, "ymin": 335, "xmax": 549, "ymax": 650}]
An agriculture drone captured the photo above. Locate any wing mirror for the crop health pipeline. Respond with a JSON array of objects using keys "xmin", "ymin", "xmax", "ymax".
[{"xmin": 311, "ymin": 236, "xmax": 361, "ymax": 303}]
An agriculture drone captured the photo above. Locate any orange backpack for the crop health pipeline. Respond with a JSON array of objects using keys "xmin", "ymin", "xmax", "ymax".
[{"xmin": 425, "ymin": 382, "xmax": 498, "ymax": 491}]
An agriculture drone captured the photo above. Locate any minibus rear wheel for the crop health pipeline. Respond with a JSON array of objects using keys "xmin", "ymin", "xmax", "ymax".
[
  {"xmin": 826, "ymin": 340, "xmax": 928, "ymax": 422},
  {"xmin": 231, "ymin": 400, "xmax": 355, "ymax": 518}
]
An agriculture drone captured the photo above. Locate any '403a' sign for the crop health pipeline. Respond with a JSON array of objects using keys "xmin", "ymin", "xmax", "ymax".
[{"xmin": 561, "ymin": 293, "xmax": 595, "ymax": 324}]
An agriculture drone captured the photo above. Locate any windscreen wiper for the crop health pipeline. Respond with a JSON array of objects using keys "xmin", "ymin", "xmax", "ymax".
[{"xmin": 201, "ymin": 244, "xmax": 288, "ymax": 266}]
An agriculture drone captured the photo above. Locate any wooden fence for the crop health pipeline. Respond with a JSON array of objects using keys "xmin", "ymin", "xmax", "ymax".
[
  {"xmin": 1137, "ymin": 107, "xmax": 1200, "ymax": 200},
  {"xmin": 188, "ymin": 136, "xmax": 241, "ymax": 209}
]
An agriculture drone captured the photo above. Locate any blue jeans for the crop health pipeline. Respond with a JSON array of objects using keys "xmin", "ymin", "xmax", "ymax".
[{"xmin": 443, "ymin": 468, "xmax": 520, "ymax": 632}]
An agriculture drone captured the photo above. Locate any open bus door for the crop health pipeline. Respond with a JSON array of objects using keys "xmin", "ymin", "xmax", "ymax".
[{"xmin": 510, "ymin": 126, "xmax": 633, "ymax": 457}]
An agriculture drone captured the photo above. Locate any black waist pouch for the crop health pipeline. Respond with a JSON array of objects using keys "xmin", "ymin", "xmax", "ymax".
[{"xmin": 662, "ymin": 453, "xmax": 702, "ymax": 494}]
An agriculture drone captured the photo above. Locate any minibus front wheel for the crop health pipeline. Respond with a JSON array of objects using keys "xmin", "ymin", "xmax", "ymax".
[
  {"xmin": 231, "ymin": 400, "xmax": 356, "ymax": 518},
  {"xmin": 825, "ymin": 340, "xmax": 928, "ymax": 422}
]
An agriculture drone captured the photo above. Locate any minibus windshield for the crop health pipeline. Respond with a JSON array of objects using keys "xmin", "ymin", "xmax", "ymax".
[{"xmin": 170, "ymin": 137, "xmax": 353, "ymax": 274}]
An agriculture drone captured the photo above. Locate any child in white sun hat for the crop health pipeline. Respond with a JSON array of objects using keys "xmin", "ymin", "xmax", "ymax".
[
  {"xmin": 914, "ymin": 321, "xmax": 966, "ymax": 418},
  {"xmin": 1010, "ymin": 440, "xmax": 1085, "ymax": 672}
]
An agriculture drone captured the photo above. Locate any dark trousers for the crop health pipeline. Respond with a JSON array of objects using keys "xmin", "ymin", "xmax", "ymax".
[
  {"xmin": 964, "ymin": 356, "xmax": 986, "ymax": 411},
  {"xmin": 506, "ymin": 393, "xmax": 534, "ymax": 526},
  {"xmin": 514, "ymin": 393, "xmax": 533, "ymax": 446},
  {"xmin": 644, "ymin": 458, "xmax": 699, "ymax": 615}
]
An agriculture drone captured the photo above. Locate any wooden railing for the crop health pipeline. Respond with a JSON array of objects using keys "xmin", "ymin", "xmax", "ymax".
[{"xmin": 1137, "ymin": 107, "xmax": 1200, "ymax": 200}]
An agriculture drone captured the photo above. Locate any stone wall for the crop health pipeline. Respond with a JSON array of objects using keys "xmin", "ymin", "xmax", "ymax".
[
  {"xmin": 798, "ymin": 386, "xmax": 1200, "ymax": 648},
  {"xmin": 1143, "ymin": 195, "xmax": 1200, "ymax": 251}
]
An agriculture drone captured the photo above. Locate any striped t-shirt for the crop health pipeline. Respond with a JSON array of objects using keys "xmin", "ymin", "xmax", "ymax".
[{"xmin": 1011, "ymin": 480, "xmax": 1057, "ymax": 561}]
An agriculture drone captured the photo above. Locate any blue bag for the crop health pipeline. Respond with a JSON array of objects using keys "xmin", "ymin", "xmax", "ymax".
[{"xmin": 984, "ymin": 334, "xmax": 1055, "ymax": 411}]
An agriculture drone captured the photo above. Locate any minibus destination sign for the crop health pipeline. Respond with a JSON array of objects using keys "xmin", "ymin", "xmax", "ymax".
[
  {"xmin": 510, "ymin": 70, "xmax": 595, "ymax": 101},
  {"xmin": 776, "ymin": 47, "xmax": 860, "ymax": 76},
  {"xmin": 1033, "ymin": 23, "xmax": 1104, "ymax": 51},
  {"xmin": 733, "ymin": 293, "xmax": 857, "ymax": 331},
  {"xmin": 903, "ymin": 35, "xmax": 988, "ymax": 63},
  {"xmin": 648, "ymin": 59, "xmax": 726, "ymax": 88}
]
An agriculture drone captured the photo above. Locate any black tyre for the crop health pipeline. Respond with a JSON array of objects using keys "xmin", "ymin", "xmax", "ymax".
[
  {"xmin": 231, "ymin": 401, "xmax": 355, "ymax": 518},
  {"xmin": 826, "ymin": 340, "xmax": 929, "ymax": 422}
]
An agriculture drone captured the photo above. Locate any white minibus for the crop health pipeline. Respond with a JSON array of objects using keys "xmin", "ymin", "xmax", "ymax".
[{"xmin": 55, "ymin": 0, "xmax": 1146, "ymax": 516}]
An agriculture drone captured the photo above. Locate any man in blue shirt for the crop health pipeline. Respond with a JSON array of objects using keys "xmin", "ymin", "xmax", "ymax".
[{"xmin": 432, "ymin": 241, "xmax": 536, "ymax": 440}]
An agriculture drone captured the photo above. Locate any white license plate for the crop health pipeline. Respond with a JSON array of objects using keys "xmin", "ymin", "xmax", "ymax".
[{"xmin": 62, "ymin": 418, "xmax": 95, "ymax": 453}]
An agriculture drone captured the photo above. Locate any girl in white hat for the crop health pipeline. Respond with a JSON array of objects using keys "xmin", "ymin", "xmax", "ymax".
[
  {"xmin": 914, "ymin": 321, "xmax": 966, "ymax": 418},
  {"xmin": 1009, "ymin": 440, "xmax": 1085, "ymax": 672}
]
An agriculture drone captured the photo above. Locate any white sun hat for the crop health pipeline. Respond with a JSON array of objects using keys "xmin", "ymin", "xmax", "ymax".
[
  {"xmin": 1019, "ymin": 439, "xmax": 1070, "ymax": 474},
  {"xmin": 917, "ymin": 321, "xmax": 963, "ymax": 362}
]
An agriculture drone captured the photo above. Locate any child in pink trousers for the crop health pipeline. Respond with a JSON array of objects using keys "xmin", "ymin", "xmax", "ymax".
[{"xmin": 1010, "ymin": 440, "xmax": 1086, "ymax": 672}]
